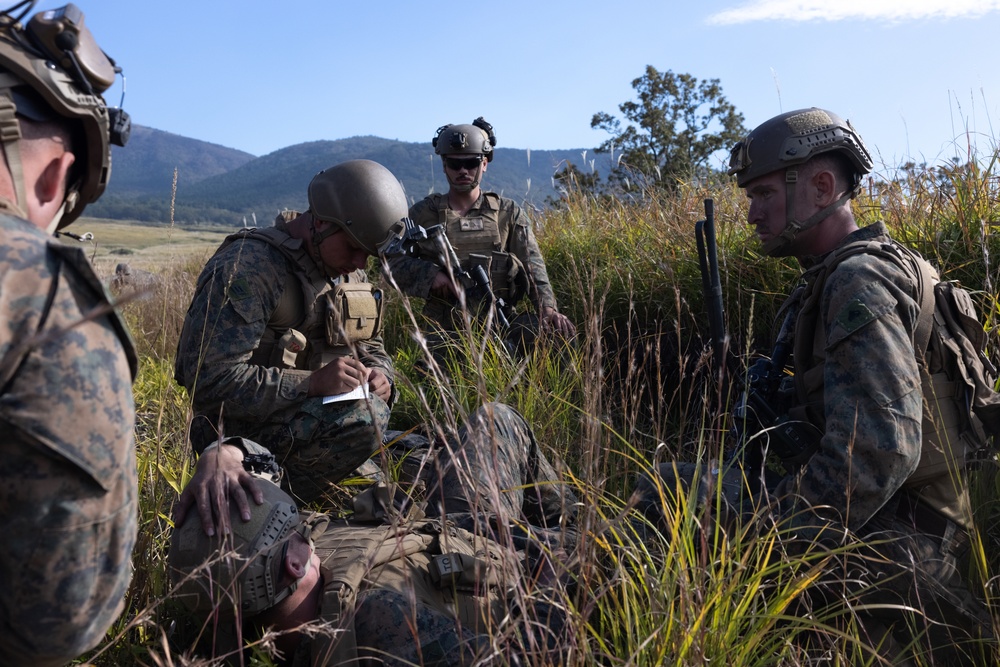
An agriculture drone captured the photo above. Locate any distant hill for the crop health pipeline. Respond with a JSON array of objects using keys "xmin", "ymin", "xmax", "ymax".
[{"xmin": 86, "ymin": 126, "xmax": 610, "ymax": 226}]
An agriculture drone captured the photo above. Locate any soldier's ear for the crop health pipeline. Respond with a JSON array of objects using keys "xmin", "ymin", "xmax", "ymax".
[
  {"xmin": 282, "ymin": 535, "xmax": 312, "ymax": 581},
  {"xmin": 810, "ymin": 167, "xmax": 837, "ymax": 207}
]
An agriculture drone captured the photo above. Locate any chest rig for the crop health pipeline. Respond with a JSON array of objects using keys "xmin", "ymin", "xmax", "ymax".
[
  {"xmin": 221, "ymin": 223, "xmax": 382, "ymax": 372},
  {"xmin": 435, "ymin": 192, "xmax": 525, "ymax": 308},
  {"xmin": 304, "ymin": 511, "xmax": 512, "ymax": 666}
]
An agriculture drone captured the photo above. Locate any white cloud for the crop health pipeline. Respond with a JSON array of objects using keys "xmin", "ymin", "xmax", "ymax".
[{"xmin": 707, "ymin": 0, "xmax": 1000, "ymax": 25}]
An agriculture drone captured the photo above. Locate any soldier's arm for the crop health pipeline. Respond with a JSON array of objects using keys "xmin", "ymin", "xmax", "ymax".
[
  {"xmin": 774, "ymin": 256, "xmax": 923, "ymax": 538},
  {"xmin": 175, "ymin": 241, "xmax": 307, "ymax": 421},
  {"xmin": 507, "ymin": 202, "xmax": 559, "ymax": 313},
  {"xmin": 379, "ymin": 197, "xmax": 447, "ymax": 298},
  {"xmin": 383, "ymin": 254, "xmax": 443, "ymax": 299}
]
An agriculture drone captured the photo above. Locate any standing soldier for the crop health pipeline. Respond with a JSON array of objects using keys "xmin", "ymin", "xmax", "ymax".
[
  {"xmin": 0, "ymin": 3, "xmax": 135, "ymax": 665},
  {"xmin": 175, "ymin": 160, "xmax": 407, "ymax": 511},
  {"xmin": 385, "ymin": 118, "xmax": 575, "ymax": 361}
]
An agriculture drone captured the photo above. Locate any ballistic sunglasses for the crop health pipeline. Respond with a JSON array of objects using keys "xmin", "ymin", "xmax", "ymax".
[{"xmin": 444, "ymin": 156, "xmax": 483, "ymax": 171}]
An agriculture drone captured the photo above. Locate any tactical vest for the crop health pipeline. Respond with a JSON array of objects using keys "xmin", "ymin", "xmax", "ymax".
[
  {"xmin": 429, "ymin": 192, "xmax": 528, "ymax": 314},
  {"xmin": 304, "ymin": 513, "xmax": 513, "ymax": 666},
  {"xmin": 791, "ymin": 237, "xmax": 995, "ymax": 527},
  {"xmin": 216, "ymin": 222, "xmax": 382, "ymax": 372}
]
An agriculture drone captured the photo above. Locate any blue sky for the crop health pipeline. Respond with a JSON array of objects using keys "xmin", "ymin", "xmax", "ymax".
[{"xmin": 67, "ymin": 0, "xmax": 1000, "ymax": 178}]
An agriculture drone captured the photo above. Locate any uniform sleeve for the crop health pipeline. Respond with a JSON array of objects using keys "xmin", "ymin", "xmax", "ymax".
[
  {"xmin": 505, "ymin": 201, "xmax": 558, "ymax": 312},
  {"xmin": 0, "ymin": 230, "xmax": 137, "ymax": 665},
  {"xmin": 775, "ymin": 255, "xmax": 923, "ymax": 538},
  {"xmin": 383, "ymin": 255, "xmax": 441, "ymax": 299},
  {"xmin": 174, "ymin": 239, "xmax": 311, "ymax": 420}
]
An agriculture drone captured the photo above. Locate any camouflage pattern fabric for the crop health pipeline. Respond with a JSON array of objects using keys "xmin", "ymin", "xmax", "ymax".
[
  {"xmin": 295, "ymin": 402, "xmax": 576, "ymax": 666},
  {"xmin": 0, "ymin": 215, "xmax": 138, "ymax": 665},
  {"xmin": 638, "ymin": 223, "xmax": 992, "ymax": 663},
  {"xmin": 420, "ymin": 401, "xmax": 578, "ymax": 527},
  {"xmin": 175, "ymin": 228, "xmax": 392, "ymax": 504},
  {"xmin": 352, "ymin": 588, "xmax": 493, "ymax": 666},
  {"xmin": 387, "ymin": 192, "xmax": 558, "ymax": 321}
]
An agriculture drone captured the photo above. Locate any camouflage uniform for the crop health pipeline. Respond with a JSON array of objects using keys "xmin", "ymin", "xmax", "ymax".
[
  {"xmin": 0, "ymin": 216, "xmax": 138, "ymax": 665},
  {"xmin": 292, "ymin": 402, "xmax": 578, "ymax": 665},
  {"xmin": 640, "ymin": 223, "xmax": 991, "ymax": 663},
  {"xmin": 387, "ymin": 193, "xmax": 558, "ymax": 353},
  {"xmin": 175, "ymin": 215, "xmax": 394, "ymax": 504}
]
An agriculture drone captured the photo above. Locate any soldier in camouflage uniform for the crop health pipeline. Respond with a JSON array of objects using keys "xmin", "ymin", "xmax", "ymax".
[
  {"xmin": 384, "ymin": 118, "xmax": 575, "ymax": 359},
  {"xmin": 175, "ymin": 160, "xmax": 407, "ymax": 509},
  {"xmin": 170, "ymin": 402, "xmax": 578, "ymax": 665},
  {"xmin": 0, "ymin": 4, "xmax": 135, "ymax": 665},
  {"xmin": 638, "ymin": 109, "xmax": 993, "ymax": 664}
]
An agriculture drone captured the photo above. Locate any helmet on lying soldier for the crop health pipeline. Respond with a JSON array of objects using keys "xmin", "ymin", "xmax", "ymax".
[{"xmin": 169, "ymin": 478, "xmax": 307, "ymax": 618}]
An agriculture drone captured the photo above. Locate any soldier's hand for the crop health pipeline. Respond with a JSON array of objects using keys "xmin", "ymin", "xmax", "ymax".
[
  {"xmin": 368, "ymin": 368, "xmax": 392, "ymax": 402},
  {"xmin": 429, "ymin": 270, "xmax": 460, "ymax": 299},
  {"xmin": 309, "ymin": 356, "xmax": 369, "ymax": 396},
  {"xmin": 540, "ymin": 306, "xmax": 576, "ymax": 338},
  {"xmin": 173, "ymin": 442, "xmax": 264, "ymax": 536}
]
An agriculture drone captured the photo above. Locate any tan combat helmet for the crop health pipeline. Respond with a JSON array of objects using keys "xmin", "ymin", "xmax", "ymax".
[
  {"xmin": 432, "ymin": 116, "xmax": 496, "ymax": 162},
  {"xmin": 169, "ymin": 478, "xmax": 308, "ymax": 618},
  {"xmin": 0, "ymin": 2, "xmax": 129, "ymax": 230},
  {"xmin": 307, "ymin": 159, "xmax": 409, "ymax": 255},
  {"xmin": 727, "ymin": 108, "xmax": 872, "ymax": 256}
]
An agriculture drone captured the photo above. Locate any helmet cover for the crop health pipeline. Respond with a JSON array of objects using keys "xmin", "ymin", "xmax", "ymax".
[
  {"xmin": 727, "ymin": 107, "xmax": 872, "ymax": 188},
  {"xmin": 432, "ymin": 117, "xmax": 496, "ymax": 162}
]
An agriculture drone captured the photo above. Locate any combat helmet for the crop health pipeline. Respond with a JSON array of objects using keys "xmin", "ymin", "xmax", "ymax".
[
  {"xmin": 0, "ymin": 2, "xmax": 129, "ymax": 230},
  {"xmin": 727, "ymin": 108, "xmax": 872, "ymax": 256},
  {"xmin": 308, "ymin": 159, "xmax": 409, "ymax": 255},
  {"xmin": 169, "ymin": 477, "xmax": 309, "ymax": 618},
  {"xmin": 433, "ymin": 116, "xmax": 496, "ymax": 162}
]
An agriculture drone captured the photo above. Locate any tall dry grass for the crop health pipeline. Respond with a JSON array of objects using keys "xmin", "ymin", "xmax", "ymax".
[{"xmin": 77, "ymin": 154, "xmax": 1000, "ymax": 665}]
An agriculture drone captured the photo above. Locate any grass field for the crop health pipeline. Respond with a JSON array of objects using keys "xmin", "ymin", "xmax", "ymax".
[
  {"xmin": 62, "ymin": 217, "xmax": 232, "ymax": 277},
  {"xmin": 72, "ymin": 170, "xmax": 1000, "ymax": 666}
]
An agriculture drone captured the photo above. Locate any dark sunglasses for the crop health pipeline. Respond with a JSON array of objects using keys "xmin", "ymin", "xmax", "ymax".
[{"xmin": 445, "ymin": 156, "xmax": 482, "ymax": 171}]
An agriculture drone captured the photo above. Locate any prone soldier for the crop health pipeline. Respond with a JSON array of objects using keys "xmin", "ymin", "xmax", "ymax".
[{"xmin": 170, "ymin": 403, "xmax": 580, "ymax": 665}]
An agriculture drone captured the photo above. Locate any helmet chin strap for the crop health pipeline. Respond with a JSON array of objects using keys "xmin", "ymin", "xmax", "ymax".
[
  {"xmin": 44, "ymin": 200, "xmax": 69, "ymax": 235},
  {"xmin": 309, "ymin": 213, "xmax": 342, "ymax": 279},
  {"xmin": 0, "ymin": 89, "xmax": 30, "ymax": 223},
  {"xmin": 762, "ymin": 168, "xmax": 861, "ymax": 257}
]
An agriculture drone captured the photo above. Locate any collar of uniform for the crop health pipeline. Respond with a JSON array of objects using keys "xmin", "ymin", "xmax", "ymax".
[{"xmin": 799, "ymin": 221, "xmax": 890, "ymax": 270}]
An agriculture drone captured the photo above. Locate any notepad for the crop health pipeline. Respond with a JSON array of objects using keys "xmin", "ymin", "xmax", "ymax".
[{"xmin": 322, "ymin": 384, "xmax": 370, "ymax": 404}]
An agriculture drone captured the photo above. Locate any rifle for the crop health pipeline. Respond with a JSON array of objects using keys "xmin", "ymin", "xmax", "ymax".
[
  {"xmin": 694, "ymin": 200, "xmax": 819, "ymax": 484},
  {"xmin": 379, "ymin": 218, "xmax": 511, "ymax": 329}
]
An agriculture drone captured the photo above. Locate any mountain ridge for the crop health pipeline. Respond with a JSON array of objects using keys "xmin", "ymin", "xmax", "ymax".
[{"xmin": 87, "ymin": 126, "xmax": 608, "ymax": 225}]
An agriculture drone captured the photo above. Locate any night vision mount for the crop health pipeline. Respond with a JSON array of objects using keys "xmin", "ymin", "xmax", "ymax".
[{"xmin": 3, "ymin": 1, "xmax": 129, "ymax": 147}]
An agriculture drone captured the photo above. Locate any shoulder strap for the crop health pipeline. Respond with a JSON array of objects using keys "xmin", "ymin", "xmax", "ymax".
[{"xmin": 820, "ymin": 237, "xmax": 937, "ymax": 357}]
